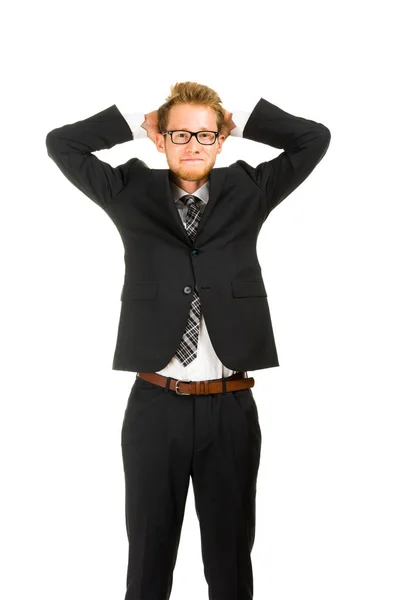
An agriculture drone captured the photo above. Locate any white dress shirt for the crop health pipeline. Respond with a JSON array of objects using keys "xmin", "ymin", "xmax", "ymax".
[{"xmin": 117, "ymin": 107, "xmax": 251, "ymax": 381}]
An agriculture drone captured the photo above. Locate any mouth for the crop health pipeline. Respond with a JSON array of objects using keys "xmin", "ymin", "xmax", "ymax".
[{"xmin": 182, "ymin": 159, "xmax": 203, "ymax": 162}]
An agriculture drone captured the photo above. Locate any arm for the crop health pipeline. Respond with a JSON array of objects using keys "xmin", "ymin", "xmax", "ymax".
[
  {"xmin": 238, "ymin": 97, "xmax": 331, "ymax": 217},
  {"xmin": 45, "ymin": 105, "xmax": 145, "ymax": 211},
  {"xmin": 116, "ymin": 111, "xmax": 147, "ymax": 140}
]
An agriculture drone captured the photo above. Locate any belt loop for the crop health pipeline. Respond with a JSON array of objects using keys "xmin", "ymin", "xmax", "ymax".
[
  {"xmin": 222, "ymin": 376, "xmax": 226, "ymax": 395},
  {"xmin": 164, "ymin": 377, "xmax": 171, "ymax": 393}
]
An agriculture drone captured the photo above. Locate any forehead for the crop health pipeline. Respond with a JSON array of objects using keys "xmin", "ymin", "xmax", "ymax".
[{"xmin": 167, "ymin": 104, "xmax": 217, "ymax": 130}]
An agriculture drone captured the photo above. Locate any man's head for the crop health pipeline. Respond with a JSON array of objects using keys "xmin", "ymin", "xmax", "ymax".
[{"xmin": 155, "ymin": 82, "xmax": 226, "ymax": 190}]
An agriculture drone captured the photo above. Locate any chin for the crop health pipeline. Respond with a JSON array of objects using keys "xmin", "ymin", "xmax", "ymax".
[{"xmin": 175, "ymin": 163, "xmax": 213, "ymax": 181}]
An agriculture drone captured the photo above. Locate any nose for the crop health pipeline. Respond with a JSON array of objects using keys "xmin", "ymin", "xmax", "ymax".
[{"xmin": 186, "ymin": 134, "xmax": 202, "ymax": 150}]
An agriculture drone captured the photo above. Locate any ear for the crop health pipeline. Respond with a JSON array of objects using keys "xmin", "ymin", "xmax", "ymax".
[
  {"xmin": 155, "ymin": 132, "xmax": 166, "ymax": 154},
  {"xmin": 216, "ymin": 134, "xmax": 226, "ymax": 154}
]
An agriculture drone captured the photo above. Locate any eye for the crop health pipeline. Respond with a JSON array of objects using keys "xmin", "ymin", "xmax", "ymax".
[{"xmin": 199, "ymin": 132, "xmax": 214, "ymax": 141}]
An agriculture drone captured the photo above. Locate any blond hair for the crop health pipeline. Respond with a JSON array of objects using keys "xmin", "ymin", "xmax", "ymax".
[{"xmin": 157, "ymin": 81, "xmax": 225, "ymax": 133}]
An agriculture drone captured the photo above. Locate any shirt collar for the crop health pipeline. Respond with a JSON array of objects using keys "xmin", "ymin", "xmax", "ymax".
[{"xmin": 170, "ymin": 180, "xmax": 210, "ymax": 206}]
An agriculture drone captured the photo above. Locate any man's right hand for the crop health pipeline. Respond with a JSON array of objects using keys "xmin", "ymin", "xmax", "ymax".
[{"xmin": 141, "ymin": 111, "xmax": 160, "ymax": 144}]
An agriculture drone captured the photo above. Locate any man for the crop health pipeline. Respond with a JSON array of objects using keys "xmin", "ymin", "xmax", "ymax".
[{"xmin": 46, "ymin": 81, "xmax": 330, "ymax": 600}]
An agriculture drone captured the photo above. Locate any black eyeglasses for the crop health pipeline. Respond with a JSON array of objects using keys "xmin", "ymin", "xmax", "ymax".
[{"xmin": 162, "ymin": 130, "xmax": 220, "ymax": 145}]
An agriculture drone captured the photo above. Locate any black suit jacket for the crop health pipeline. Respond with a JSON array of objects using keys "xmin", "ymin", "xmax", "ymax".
[{"xmin": 46, "ymin": 98, "xmax": 331, "ymax": 373}]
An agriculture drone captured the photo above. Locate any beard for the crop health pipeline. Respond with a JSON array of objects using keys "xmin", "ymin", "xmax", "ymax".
[{"xmin": 170, "ymin": 159, "xmax": 215, "ymax": 182}]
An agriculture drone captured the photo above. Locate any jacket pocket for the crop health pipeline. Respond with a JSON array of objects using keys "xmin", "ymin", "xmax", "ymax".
[
  {"xmin": 231, "ymin": 279, "xmax": 267, "ymax": 298},
  {"xmin": 120, "ymin": 281, "xmax": 158, "ymax": 300}
]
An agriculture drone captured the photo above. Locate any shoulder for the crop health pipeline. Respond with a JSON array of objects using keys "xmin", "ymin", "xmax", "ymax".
[{"xmin": 227, "ymin": 160, "xmax": 271, "ymax": 189}]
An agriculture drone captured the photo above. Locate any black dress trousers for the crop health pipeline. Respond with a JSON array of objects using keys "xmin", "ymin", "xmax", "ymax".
[{"xmin": 121, "ymin": 375, "xmax": 262, "ymax": 600}]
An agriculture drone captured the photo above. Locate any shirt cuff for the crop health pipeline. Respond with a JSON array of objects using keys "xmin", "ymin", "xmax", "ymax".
[
  {"xmin": 230, "ymin": 110, "xmax": 251, "ymax": 137},
  {"xmin": 116, "ymin": 108, "xmax": 147, "ymax": 139}
]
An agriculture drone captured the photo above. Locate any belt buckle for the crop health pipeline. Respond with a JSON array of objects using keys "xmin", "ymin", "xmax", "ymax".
[{"xmin": 175, "ymin": 379, "xmax": 192, "ymax": 395}]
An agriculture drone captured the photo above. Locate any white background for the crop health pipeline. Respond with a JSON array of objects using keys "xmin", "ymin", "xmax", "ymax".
[{"xmin": 1, "ymin": 1, "xmax": 399, "ymax": 599}]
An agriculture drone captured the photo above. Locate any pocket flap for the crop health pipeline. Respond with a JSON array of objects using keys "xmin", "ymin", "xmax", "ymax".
[{"xmin": 231, "ymin": 280, "xmax": 267, "ymax": 298}]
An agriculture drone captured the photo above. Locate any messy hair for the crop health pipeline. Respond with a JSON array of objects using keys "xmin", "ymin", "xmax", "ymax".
[{"xmin": 157, "ymin": 81, "xmax": 225, "ymax": 133}]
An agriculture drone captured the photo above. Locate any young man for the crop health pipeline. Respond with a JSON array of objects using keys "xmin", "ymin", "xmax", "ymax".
[{"xmin": 46, "ymin": 81, "xmax": 330, "ymax": 600}]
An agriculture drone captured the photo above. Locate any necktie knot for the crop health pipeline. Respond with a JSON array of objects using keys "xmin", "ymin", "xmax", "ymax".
[{"xmin": 180, "ymin": 194, "xmax": 201, "ymax": 207}]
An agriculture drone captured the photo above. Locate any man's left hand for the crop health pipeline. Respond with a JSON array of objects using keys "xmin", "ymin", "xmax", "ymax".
[{"xmin": 220, "ymin": 110, "xmax": 236, "ymax": 140}]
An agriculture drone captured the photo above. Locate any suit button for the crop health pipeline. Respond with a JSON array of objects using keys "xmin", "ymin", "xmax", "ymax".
[
  {"xmin": 191, "ymin": 248, "xmax": 199, "ymax": 255},
  {"xmin": 184, "ymin": 286, "xmax": 192, "ymax": 294}
]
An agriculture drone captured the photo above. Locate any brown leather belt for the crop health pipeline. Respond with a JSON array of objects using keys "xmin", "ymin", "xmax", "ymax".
[{"xmin": 136, "ymin": 370, "xmax": 255, "ymax": 395}]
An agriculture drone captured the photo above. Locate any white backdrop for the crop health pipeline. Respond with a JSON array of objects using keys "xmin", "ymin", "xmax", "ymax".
[{"xmin": 1, "ymin": 1, "xmax": 399, "ymax": 599}]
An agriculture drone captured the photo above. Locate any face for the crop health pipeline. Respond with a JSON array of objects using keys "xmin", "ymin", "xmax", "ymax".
[{"xmin": 155, "ymin": 103, "xmax": 225, "ymax": 189}]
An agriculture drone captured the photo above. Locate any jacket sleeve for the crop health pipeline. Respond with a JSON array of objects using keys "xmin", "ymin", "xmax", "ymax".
[
  {"xmin": 45, "ymin": 104, "xmax": 144, "ymax": 211},
  {"xmin": 239, "ymin": 97, "xmax": 331, "ymax": 218}
]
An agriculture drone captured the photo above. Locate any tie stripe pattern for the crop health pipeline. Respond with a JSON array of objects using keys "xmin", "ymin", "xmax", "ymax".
[{"xmin": 174, "ymin": 195, "xmax": 202, "ymax": 366}]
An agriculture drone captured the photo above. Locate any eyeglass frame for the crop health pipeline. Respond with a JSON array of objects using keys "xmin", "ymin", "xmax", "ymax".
[{"xmin": 162, "ymin": 130, "xmax": 221, "ymax": 145}]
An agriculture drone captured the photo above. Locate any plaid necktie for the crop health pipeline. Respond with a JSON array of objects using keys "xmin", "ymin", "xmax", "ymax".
[{"xmin": 174, "ymin": 194, "xmax": 202, "ymax": 366}]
